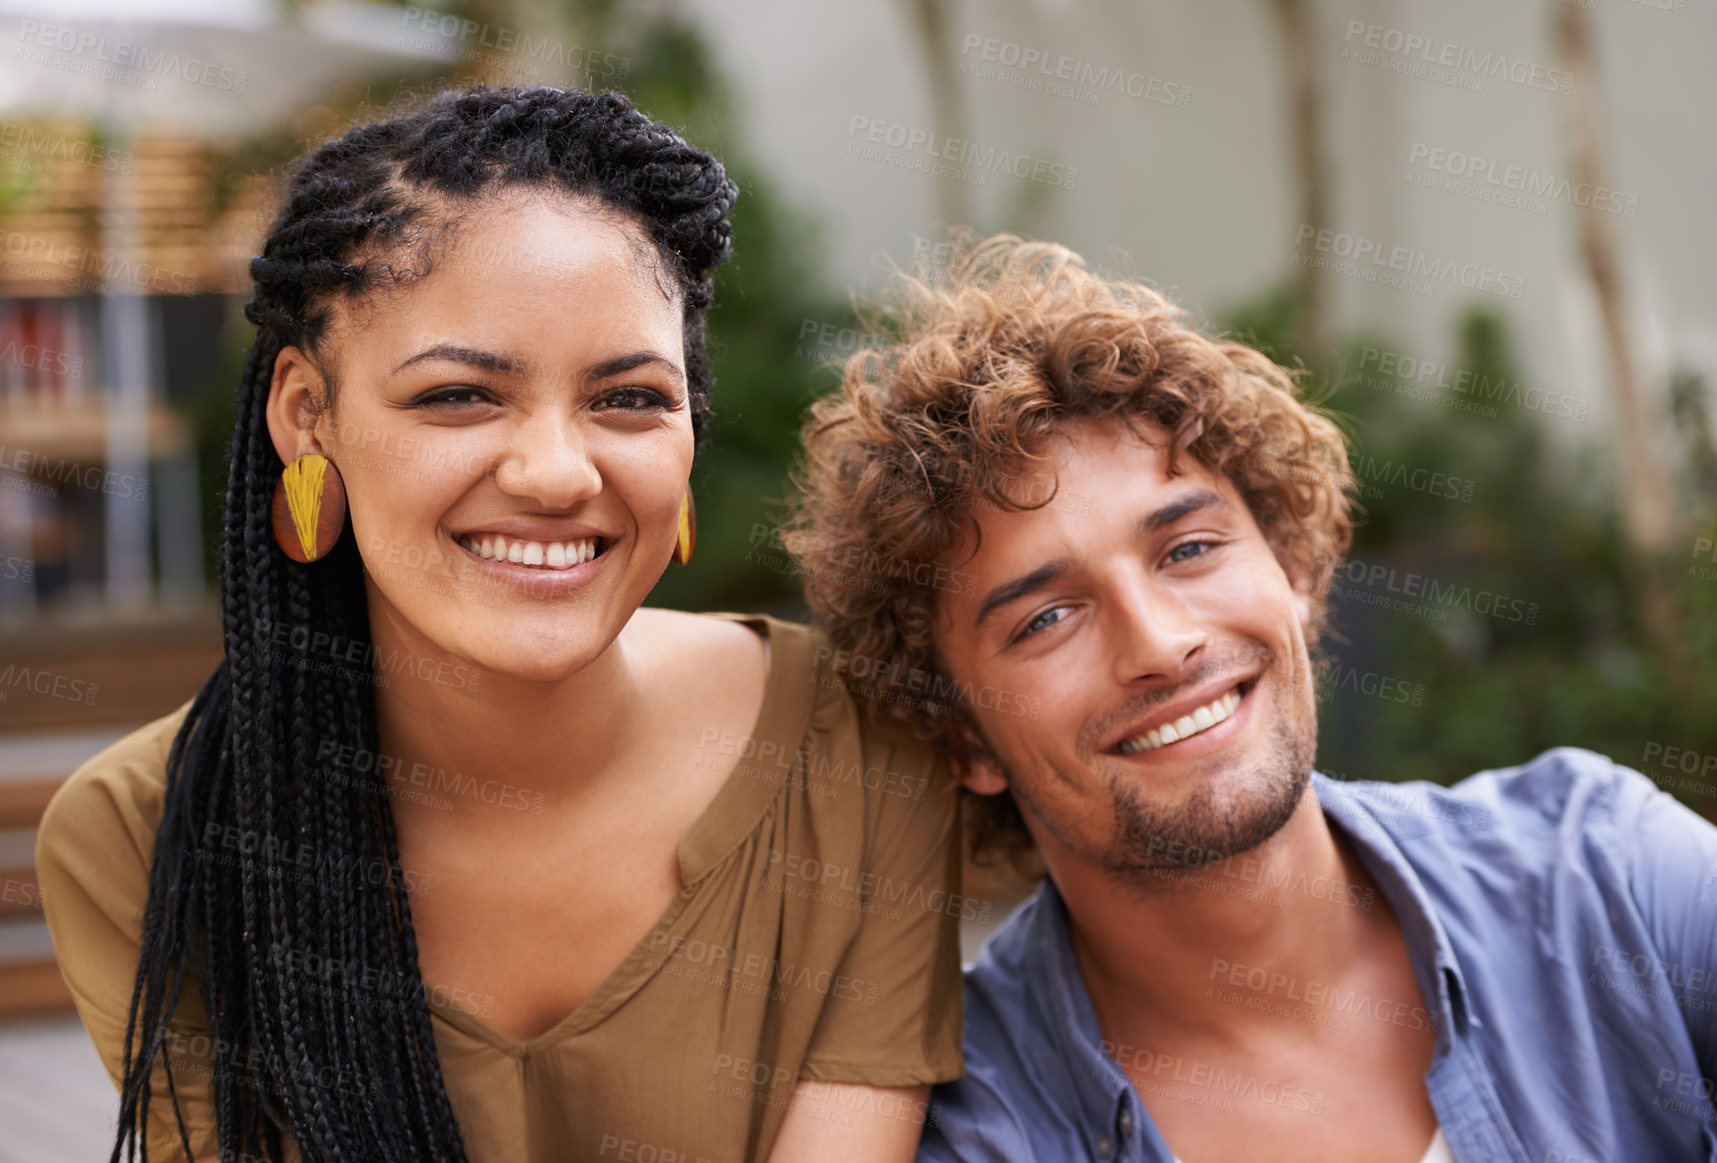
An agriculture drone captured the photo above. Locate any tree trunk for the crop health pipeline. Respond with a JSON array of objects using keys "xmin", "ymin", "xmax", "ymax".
[
  {"xmin": 1267, "ymin": 0, "xmax": 1330, "ymax": 361},
  {"xmin": 1554, "ymin": 4, "xmax": 1687, "ymax": 679},
  {"xmin": 905, "ymin": 0, "xmax": 976, "ymax": 231}
]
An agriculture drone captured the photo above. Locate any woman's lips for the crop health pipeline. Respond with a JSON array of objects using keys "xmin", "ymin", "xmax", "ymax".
[{"xmin": 457, "ymin": 533, "xmax": 603, "ymax": 571}]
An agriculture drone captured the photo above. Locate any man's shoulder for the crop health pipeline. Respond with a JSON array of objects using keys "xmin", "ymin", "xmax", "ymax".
[{"xmin": 1321, "ymin": 746, "xmax": 1662, "ymax": 839}]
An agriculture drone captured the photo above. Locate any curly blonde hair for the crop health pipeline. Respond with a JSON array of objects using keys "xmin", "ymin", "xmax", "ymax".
[{"xmin": 782, "ymin": 234, "xmax": 1356, "ymax": 866}]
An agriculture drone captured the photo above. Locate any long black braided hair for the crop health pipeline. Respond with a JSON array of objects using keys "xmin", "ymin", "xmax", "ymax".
[{"xmin": 113, "ymin": 84, "xmax": 737, "ymax": 1162}]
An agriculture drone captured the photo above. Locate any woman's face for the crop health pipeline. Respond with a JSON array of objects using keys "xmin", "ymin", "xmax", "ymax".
[{"xmin": 266, "ymin": 191, "xmax": 692, "ymax": 683}]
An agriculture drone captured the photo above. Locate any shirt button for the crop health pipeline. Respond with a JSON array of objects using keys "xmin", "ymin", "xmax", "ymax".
[
  {"xmin": 1094, "ymin": 1134, "xmax": 1115, "ymax": 1159},
  {"xmin": 1118, "ymin": 1108, "xmax": 1134, "ymax": 1137}
]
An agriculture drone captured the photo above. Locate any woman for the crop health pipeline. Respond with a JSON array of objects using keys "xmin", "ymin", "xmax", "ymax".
[{"xmin": 36, "ymin": 85, "xmax": 961, "ymax": 1163}]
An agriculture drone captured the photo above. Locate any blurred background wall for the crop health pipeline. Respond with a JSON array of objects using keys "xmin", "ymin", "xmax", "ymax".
[{"xmin": 0, "ymin": 0, "xmax": 1712, "ymax": 1155}]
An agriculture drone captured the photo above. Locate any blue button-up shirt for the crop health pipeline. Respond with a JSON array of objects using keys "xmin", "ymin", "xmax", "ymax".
[{"xmin": 918, "ymin": 749, "xmax": 1717, "ymax": 1162}]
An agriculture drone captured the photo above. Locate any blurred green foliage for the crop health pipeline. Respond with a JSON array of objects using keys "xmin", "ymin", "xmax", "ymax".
[
  {"xmin": 606, "ymin": 16, "xmax": 849, "ymax": 615},
  {"xmin": 185, "ymin": 2, "xmax": 1716, "ymax": 814},
  {"xmin": 1221, "ymin": 288, "xmax": 1717, "ymax": 812}
]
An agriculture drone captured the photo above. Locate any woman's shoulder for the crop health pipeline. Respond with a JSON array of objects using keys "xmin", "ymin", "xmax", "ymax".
[{"xmin": 36, "ymin": 699, "xmax": 194, "ymax": 904}]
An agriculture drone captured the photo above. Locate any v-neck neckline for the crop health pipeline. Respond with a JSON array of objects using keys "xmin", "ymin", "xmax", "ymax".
[{"xmin": 422, "ymin": 612, "xmax": 817, "ymax": 1055}]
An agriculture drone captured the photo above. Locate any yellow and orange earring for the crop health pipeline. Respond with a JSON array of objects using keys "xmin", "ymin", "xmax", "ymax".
[
  {"xmin": 672, "ymin": 488, "xmax": 696, "ymax": 566},
  {"xmin": 271, "ymin": 452, "xmax": 347, "ymax": 563}
]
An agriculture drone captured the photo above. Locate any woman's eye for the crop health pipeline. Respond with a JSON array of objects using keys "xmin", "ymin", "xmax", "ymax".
[
  {"xmin": 413, "ymin": 386, "xmax": 490, "ymax": 408},
  {"xmin": 595, "ymin": 387, "xmax": 671, "ymax": 412},
  {"xmin": 1167, "ymin": 539, "xmax": 1219, "ymax": 565}
]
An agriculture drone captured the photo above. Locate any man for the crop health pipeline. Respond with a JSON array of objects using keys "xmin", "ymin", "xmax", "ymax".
[{"xmin": 782, "ymin": 234, "xmax": 1717, "ymax": 1162}]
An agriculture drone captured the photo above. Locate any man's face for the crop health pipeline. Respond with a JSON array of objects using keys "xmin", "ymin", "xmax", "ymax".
[{"xmin": 933, "ymin": 417, "xmax": 1319, "ymax": 881}]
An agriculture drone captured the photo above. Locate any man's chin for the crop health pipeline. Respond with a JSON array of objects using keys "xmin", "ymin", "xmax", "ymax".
[{"xmin": 1104, "ymin": 755, "xmax": 1312, "ymax": 879}]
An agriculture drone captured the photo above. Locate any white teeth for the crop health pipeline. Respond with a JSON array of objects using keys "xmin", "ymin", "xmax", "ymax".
[
  {"xmin": 1117, "ymin": 689, "xmax": 1243, "ymax": 755},
  {"xmin": 456, "ymin": 535, "xmax": 600, "ymax": 571}
]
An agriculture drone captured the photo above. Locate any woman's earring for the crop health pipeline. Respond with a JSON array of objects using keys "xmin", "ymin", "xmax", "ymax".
[
  {"xmin": 271, "ymin": 452, "xmax": 347, "ymax": 563},
  {"xmin": 672, "ymin": 488, "xmax": 696, "ymax": 566}
]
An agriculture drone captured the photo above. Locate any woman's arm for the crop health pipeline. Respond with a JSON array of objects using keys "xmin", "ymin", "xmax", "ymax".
[{"xmin": 765, "ymin": 1081, "xmax": 931, "ymax": 1163}]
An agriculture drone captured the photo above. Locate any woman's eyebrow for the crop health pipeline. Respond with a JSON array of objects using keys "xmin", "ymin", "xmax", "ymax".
[
  {"xmin": 586, "ymin": 350, "xmax": 685, "ymax": 384},
  {"xmin": 391, "ymin": 344, "xmax": 527, "ymax": 377}
]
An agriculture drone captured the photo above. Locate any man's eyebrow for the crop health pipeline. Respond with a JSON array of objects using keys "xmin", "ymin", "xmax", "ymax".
[
  {"xmin": 1141, "ymin": 488, "xmax": 1229, "ymax": 534},
  {"xmin": 971, "ymin": 489, "xmax": 1230, "ymax": 632},
  {"xmin": 974, "ymin": 560, "xmax": 1071, "ymax": 631},
  {"xmin": 585, "ymin": 350, "xmax": 685, "ymax": 384},
  {"xmin": 391, "ymin": 344, "xmax": 526, "ymax": 377}
]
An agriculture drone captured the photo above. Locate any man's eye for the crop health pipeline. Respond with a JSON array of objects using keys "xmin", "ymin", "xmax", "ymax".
[
  {"xmin": 595, "ymin": 387, "xmax": 671, "ymax": 411},
  {"xmin": 1167, "ymin": 539, "xmax": 1219, "ymax": 565},
  {"xmin": 1017, "ymin": 606, "xmax": 1067, "ymax": 641}
]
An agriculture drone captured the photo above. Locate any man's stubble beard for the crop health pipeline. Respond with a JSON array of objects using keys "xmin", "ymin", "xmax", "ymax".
[{"xmin": 1103, "ymin": 708, "xmax": 1314, "ymax": 884}]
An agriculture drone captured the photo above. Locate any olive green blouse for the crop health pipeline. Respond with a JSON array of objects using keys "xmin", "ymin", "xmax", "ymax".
[{"xmin": 36, "ymin": 613, "xmax": 964, "ymax": 1161}]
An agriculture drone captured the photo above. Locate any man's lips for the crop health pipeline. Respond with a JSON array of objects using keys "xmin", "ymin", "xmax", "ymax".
[{"xmin": 1103, "ymin": 677, "xmax": 1259, "ymax": 755}]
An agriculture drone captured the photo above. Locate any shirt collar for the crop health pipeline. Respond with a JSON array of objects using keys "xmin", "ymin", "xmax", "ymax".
[
  {"xmin": 1311, "ymin": 772, "xmax": 1475, "ymax": 1044},
  {"xmin": 1023, "ymin": 877, "xmax": 1147, "ymax": 1157},
  {"xmin": 1021, "ymin": 772, "xmax": 1475, "ymax": 1154}
]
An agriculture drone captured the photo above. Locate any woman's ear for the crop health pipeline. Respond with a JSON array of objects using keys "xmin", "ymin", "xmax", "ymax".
[{"xmin": 265, "ymin": 345, "xmax": 329, "ymax": 466}]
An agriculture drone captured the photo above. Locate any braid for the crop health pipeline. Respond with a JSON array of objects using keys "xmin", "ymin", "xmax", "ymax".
[{"xmin": 111, "ymin": 82, "xmax": 735, "ymax": 1161}]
